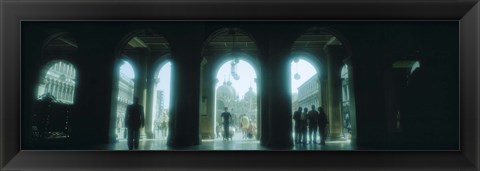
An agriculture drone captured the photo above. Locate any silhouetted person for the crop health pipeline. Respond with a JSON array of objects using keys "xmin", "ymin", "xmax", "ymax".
[
  {"xmin": 308, "ymin": 105, "xmax": 319, "ymax": 144},
  {"xmin": 246, "ymin": 120, "xmax": 256, "ymax": 139},
  {"xmin": 240, "ymin": 114, "xmax": 249, "ymax": 139},
  {"xmin": 318, "ymin": 107, "xmax": 329, "ymax": 145},
  {"xmin": 292, "ymin": 107, "xmax": 303, "ymax": 144},
  {"xmin": 300, "ymin": 107, "xmax": 309, "ymax": 144},
  {"xmin": 125, "ymin": 97, "xmax": 144, "ymax": 150},
  {"xmin": 343, "ymin": 112, "xmax": 351, "ymax": 139},
  {"xmin": 160, "ymin": 112, "xmax": 169, "ymax": 137},
  {"xmin": 221, "ymin": 107, "xmax": 232, "ymax": 141}
]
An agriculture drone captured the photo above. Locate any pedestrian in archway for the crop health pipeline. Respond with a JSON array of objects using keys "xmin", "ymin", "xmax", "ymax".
[
  {"xmin": 221, "ymin": 107, "xmax": 232, "ymax": 141},
  {"xmin": 240, "ymin": 114, "xmax": 250, "ymax": 139},
  {"xmin": 308, "ymin": 105, "xmax": 319, "ymax": 144},
  {"xmin": 125, "ymin": 97, "xmax": 144, "ymax": 150},
  {"xmin": 318, "ymin": 107, "xmax": 329, "ymax": 145},
  {"xmin": 160, "ymin": 112, "xmax": 169, "ymax": 138},
  {"xmin": 293, "ymin": 107, "xmax": 303, "ymax": 144},
  {"xmin": 300, "ymin": 107, "xmax": 309, "ymax": 144}
]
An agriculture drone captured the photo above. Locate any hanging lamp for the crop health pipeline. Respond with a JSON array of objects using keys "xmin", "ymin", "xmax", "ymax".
[{"xmin": 294, "ymin": 57, "xmax": 301, "ymax": 80}]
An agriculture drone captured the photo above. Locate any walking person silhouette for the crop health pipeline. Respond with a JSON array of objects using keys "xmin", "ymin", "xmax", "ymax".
[
  {"xmin": 221, "ymin": 107, "xmax": 232, "ymax": 141},
  {"xmin": 125, "ymin": 97, "xmax": 145, "ymax": 150}
]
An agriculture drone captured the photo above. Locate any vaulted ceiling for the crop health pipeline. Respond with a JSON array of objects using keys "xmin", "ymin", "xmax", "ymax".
[{"xmin": 46, "ymin": 31, "xmax": 343, "ymax": 58}]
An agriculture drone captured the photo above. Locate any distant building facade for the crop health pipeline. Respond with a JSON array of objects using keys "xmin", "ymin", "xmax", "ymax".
[
  {"xmin": 156, "ymin": 90, "xmax": 165, "ymax": 117},
  {"xmin": 37, "ymin": 61, "xmax": 76, "ymax": 104},
  {"xmin": 216, "ymin": 79, "xmax": 257, "ymax": 127},
  {"xmin": 115, "ymin": 72, "xmax": 135, "ymax": 139},
  {"xmin": 297, "ymin": 74, "xmax": 320, "ymax": 109},
  {"xmin": 291, "ymin": 92, "xmax": 298, "ymax": 113}
]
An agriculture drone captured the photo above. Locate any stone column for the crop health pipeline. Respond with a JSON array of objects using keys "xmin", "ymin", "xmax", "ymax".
[
  {"xmin": 72, "ymin": 27, "xmax": 123, "ymax": 145},
  {"xmin": 343, "ymin": 57, "xmax": 357, "ymax": 144},
  {"xmin": 46, "ymin": 79, "xmax": 51, "ymax": 94},
  {"xmin": 165, "ymin": 24, "xmax": 204, "ymax": 147},
  {"xmin": 60, "ymin": 83, "xmax": 65, "ymax": 102},
  {"xmin": 52, "ymin": 81, "xmax": 58, "ymax": 99},
  {"xmin": 262, "ymin": 37, "xmax": 294, "ymax": 148},
  {"xmin": 325, "ymin": 45, "xmax": 348, "ymax": 140},
  {"xmin": 199, "ymin": 58, "xmax": 214, "ymax": 139},
  {"xmin": 133, "ymin": 50, "xmax": 150, "ymax": 139},
  {"xmin": 144, "ymin": 55, "xmax": 155, "ymax": 139},
  {"xmin": 69, "ymin": 85, "xmax": 73, "ymax": 103}
]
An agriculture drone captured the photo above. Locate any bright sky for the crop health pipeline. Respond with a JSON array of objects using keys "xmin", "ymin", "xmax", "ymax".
[
  {"xmin": 119, "ymin": 60, "xmax": 172, "ymax": 109},
  {"xmin": 291, "ymin": 59, "xmax": 317, "ymax": 94},
  {"xmin": 216, "ymin": 59, "xmax": 257, "ymax": 99},
  {"xmin": 120, "ymin": 58, "xmax": 316, "ymax": 107},
  {"xmin": 156, "ymin": 62, "xmax": 171, "ymax": 109},
  {"xmin": 120, "ymin": 61, "xmax": 135, "ymax": 79}
]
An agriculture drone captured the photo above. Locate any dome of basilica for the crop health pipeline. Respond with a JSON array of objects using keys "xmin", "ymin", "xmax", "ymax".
[
  {"xmin": 243, "ymin": 86, "xmax": 256, "ymax": 100},
  {"xmin": 216, "ymin": 80, "xmax": 236, "ymax": 99}
]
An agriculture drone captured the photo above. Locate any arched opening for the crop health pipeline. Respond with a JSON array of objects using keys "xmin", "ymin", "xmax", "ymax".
[
  {"xmin": 113, "ymin": 59, "xmax": 136, "ymax": 140},
  {"xmin": 215, "ymin": 59, "xmax": 258, "ymax": 141},
  {"xmin": 290, "ymin": 27, "xmax": 354, "ymax": 148},
  {"xmin": 199, "ymin": 28, "xmax": 261, "ymax": 144},
  {"xmin": 36, "ymin": 60, "xmax": 77, "ymax": 104},
  {"xmin": 30, "ymin": 32, "xmax": 79, "ymax": 146},
  {"xmin": 151, "ymin": 61, "xmax": 172, "ymax": 140},
  {"xmin": 37, "ymin": 33, "xmax": 79, "ymax": 104},
  {"xmin": 290, "ymin": 55, "xmax": 321, "ymax": 144},
  {"xmin": 111, "ymin": 30, "xmax": 172, "ymax": 147}
]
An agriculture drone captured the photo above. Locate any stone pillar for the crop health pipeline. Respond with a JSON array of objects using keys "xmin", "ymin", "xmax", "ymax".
[
  {"xmin": 199, "ymin": 58, "xmax": 214, "ymax": 139},
  {"xmin": 262, "ymin": 37, "xmax": 294, "ymax": 148},
  {"xmin": 144, "ymin": 56, "xmax": 156, "ymax": 139},
  {"xmin": 71, "ymin": 85, "xmax": 75, "ymax": 103},
  {"xmin": 52, "ymin": 81, "xmax": 58, "ymax": 98},
  {"xmin": 60, "ymin": 83, "xmax": 65, "ymax": 101},
  {"xmin": 165, "ymin": 24, "xmax": 204, "ymax": 147},
  {"xmin": 46, "ymin": 80, "xmax": 51, "ymax": 94},
  {"xmin": 68, "ymin": 86, "xmax": 73, "ymax": 103},
  {"xmin": 344, "ymin": 57, "xmax": 358, "ymax": 144},
  {"xmin": 325, "ymin": 45, "xmax": 348, "ymax": 140},
  {"xmin": 133, "ymin": 50, "xmax": 150, "ymax": 139},
  {"xmin": 72, "ymin": 27, "xmax": 122, "ymax": 145},
  {"xmin": 66, "ymin": 85, "xmax": 70, "ymax": 103}
]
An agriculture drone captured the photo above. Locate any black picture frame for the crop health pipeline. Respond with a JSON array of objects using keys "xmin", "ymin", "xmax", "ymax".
[{"xmin": 1, "ymin": 0, "xmax": 479, "ymax": 170}]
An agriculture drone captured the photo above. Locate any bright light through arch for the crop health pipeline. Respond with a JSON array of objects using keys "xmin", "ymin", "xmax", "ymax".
[
  {"xmin": 216, "ymin": 59, "xmax": 257, "ymax": 99},
  {"xmin": 156, "ymin": 62, "xmax": 172, "ymax": 110},
  {"xmin": 291, "ymin": 58, "xmax": 318, "ymax": 94},
  {"xmin": 120, "ymin": 60, "xmax": 135, "ymax": 79}
]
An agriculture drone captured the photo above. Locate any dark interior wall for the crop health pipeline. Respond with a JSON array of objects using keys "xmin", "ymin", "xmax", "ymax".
[
  {"xmin": 335, "ymin": 22, "xmax": 459, "ymax": 149},
  {"xmin": 400, "ymin": 23, "xmax": 460, "ymax": 149},
  {"xmin": 21, "ymin": 21, "xmax": 459, "ymax": 149},
  {"xmin": 336, "ymin": 23, "xmax": 390, "ymax": 148}
]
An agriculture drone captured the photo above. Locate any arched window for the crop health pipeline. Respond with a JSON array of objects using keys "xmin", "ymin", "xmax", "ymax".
[
  {"xmin": 341, "ymin": 64, "xmax": 350, "ymax": 105},
  {"xmin": 37, "ymin": 60, "xmax": 77, "ymax": 104}
]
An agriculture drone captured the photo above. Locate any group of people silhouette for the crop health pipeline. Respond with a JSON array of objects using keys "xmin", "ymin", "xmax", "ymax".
[
  {"xmin": 293, "ymin": 105, "xmax": 329, "ymax": 145},
  {"xmin": 124, "ymin": 97, "xmax": 328, "ymax": 150}
]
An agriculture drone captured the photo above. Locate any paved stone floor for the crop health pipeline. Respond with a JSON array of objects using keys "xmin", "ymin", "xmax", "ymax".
[{"xmin": 71, "ymin": 131, "xmax": 354, "ymax": 151}]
